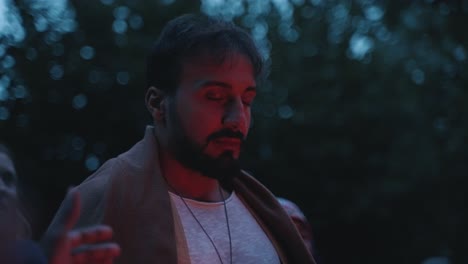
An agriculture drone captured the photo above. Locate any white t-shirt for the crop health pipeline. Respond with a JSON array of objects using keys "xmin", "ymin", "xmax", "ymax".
[{"xmin": 169, "ymin": 191, "xmax": 280, "ymax": 264}]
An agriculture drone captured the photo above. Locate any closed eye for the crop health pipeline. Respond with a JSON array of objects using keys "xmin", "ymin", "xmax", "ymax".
[
  {"xmin": 242, "ymin": 91, "xmax": 256, "ymax": 106},
  {"xmin": 205, "ymin": 87, "xmax": 229, "ymax": 102},
  {"xmin": 206, "ymin": 91, "xmax": 225, "ymax": 101}
]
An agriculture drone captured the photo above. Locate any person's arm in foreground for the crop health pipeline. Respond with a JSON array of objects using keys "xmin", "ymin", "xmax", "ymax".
[{"xmin": 40, "ymin": 188, "xmax": 120, "ymax": 264}]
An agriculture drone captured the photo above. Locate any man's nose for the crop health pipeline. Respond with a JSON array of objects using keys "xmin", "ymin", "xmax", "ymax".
[{"xmin": 222, "ymin": 98, "xmax": 247, "ymax": 131}]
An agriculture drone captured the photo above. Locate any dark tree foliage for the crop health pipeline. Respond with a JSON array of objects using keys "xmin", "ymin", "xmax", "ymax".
[{"xmin": 1, "ymin": 0, "xmax": 466, "ymax": 263}]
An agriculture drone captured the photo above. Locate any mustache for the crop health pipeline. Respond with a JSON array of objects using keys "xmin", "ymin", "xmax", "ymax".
[{"xmin": 206, "ymin": 129, "xmax": 245, "ymax": 142}]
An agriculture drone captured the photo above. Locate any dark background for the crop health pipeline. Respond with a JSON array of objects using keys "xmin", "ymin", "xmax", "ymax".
[{"xmin": 1, "ymin": 0, "xmax": 467, "ymax": 263}]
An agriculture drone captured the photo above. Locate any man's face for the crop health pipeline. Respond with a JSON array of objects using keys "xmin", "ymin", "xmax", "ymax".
[{"xmin": 165, "ymin": 53, "xmax": 256, "ymax": 181}]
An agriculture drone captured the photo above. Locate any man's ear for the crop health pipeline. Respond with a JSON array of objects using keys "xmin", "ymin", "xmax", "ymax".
[{"xmin": 145, "ymin": 86, "xmax": 166, "ymax": 123}]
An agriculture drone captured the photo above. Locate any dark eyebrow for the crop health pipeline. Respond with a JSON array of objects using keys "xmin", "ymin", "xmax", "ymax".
[
  {"xmin": 197, "ymin": 81, "xmax": 231, "ymax": 89},
  {"xmin": 196, "ymin": 80, "xmax": 257, "ymax": 92}
]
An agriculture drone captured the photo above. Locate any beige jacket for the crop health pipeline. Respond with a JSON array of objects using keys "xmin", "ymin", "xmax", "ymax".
[{"xmin": 44, "ymin": 126, "xmax": 316, "ymax": 264}]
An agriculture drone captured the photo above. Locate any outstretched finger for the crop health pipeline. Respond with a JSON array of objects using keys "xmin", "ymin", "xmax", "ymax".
[
  {"xmin": 68, "ymin": 225, "xmax": 113, "ymax": 248},
  {"xmin": 71, "ymin": 243, "xmax": 121, "ymax": 264},
  {"xmin": 39, "ymin": 187, "xmax": 81, "ymax": 260},
  {"xmin": 55, "ymin": 187, "xmax": 81, "ymax": 232}
]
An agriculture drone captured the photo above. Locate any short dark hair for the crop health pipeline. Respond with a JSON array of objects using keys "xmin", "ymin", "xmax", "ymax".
[{"xmin": 146, "ymin": 13, "xmax": 265, "ymax": 94}]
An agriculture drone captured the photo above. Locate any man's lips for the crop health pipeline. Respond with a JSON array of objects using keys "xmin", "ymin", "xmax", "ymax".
[{"xmin": 211, "ymin": 138, "xmax": 242, "ymax": 148}]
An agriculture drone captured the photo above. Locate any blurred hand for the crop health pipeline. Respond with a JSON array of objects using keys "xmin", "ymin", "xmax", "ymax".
[{"xmin": 41, "ymin": 188, "xmax": 120, "ymax": 264}]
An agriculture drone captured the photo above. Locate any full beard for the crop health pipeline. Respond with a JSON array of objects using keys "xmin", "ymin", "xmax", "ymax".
[
  {"xmin": 167, "ymin": 102, "xmax": 241, "ymax": 186},
  {"xmin": 173, "ymin": 138, "xmax": 240, "ymax": 185}
]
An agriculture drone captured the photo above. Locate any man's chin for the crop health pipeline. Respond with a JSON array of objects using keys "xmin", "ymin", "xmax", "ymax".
[
  {"xmin": 173, "ymin": 143, "xmax": 241, "ymax": 181},
  {"xmin": 199, "ymin": 155, "xmax": 240, "ymax": 181}
]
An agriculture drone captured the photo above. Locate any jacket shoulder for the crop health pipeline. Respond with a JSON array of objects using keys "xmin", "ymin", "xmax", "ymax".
[
  {"xmin": 74, "ymin": 157, "xmax": 127, "ymax": 227},
  {"xmin": 46, "ymin": 157, "xmax": 126, "ymax": 231}
]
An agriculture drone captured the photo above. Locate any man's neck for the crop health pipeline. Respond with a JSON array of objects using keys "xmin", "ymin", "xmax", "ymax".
[{"xmin": 159, "ymin": 151, "xmax": 229, "ymax": 202}]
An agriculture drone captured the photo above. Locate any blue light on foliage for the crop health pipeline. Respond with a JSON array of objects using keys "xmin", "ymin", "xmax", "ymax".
[
  {"xmin": 49, "ymin": 64, "xmax": 64, "ymax": 80},
  {"xmin": 72, "ymin": 94, "xmax": 88, "ymax": 110},
  {"xmin": 129, "ymin": 14, "xmax": 144, "ymax": 30},
  {"xmin": 421, "ymin": 256, "xmax": 451, "ymax": 264},
  {"xmin": 72, "ymin": 136, "xmax": 86, "ymax": 150},
  {"xmin": 353, "ymin": 17, "xmax": 370, "ymax": 34},
  {"xmin": 453, "ymin": 45, "xmax": 466, "ymax": 61},
  {"xmin": 247, "ymin": 0, "xmax": 271, "ymax": 16},
  {"xmin": 0, "ymin": 76, "xmax": 11, "ymax": 99},
  {"xmin": 61, "ymin": 19, "xmax": 77, "ymax": 33},
  {"xmin": 34, "ymin": 15, "xmax": 48, "ymax": 32},
  {"xmin": 116, "ymin": 71, "xmax": 129, "ymax": 85},
  {"xmin": 278, "ymin": 105, "xmax": 294, "ymax": 119},
  {"xmin": 327, "ymin": 4, "xmax": 350, "ymax": 44},
  {"xmin": 85, "ymin": 154, "xmax": 100, "ymax": 171},
  {"xmin": 331, "ymin": 4, "xmax": 349, "ymax": 20},
  {"xmin": 375, "ymin": 25, "xmax": 391, "ymax": 42},
  {"xmin": 13, "ymin": 85, "xmax": 27, "ymax": 98},
  {"xmin": 252, "ymin": 22, "xmax": 268, "ymax": 40},
  {"xmin": 364, "ymin": 6, "xmax": 384, "ymax": 21},
  {"xmin": 0, "ymin": 0, "xmax": 25, "ymax": 44},
  {"xmin": 100, "ymin": 0, "xmax": 114, "ymax": 5},
  {"xmin": 272, "ymin": 0, "xmax": 294, "ymax": 21},
  {"xmin": 201, "ymin": 0, "xmax": 245, "ymax": 21},
  {"xmin": 348, "ymin": 33, "xmax": 374, "ymax": 60},
  {"xmin": 0, "ymin": 107, "xmax": 9, "ymax": 120},
  {"xmin": 113, "ymin": 6, "xmax": 130, "ymax": 20},
  {"xmin": 279, "ymin": 22, "xmax": 299, "ymax": 42},
  {"xmin": 411, "ymin": 68, "xmax": 425, "ymax": 85},
  {"xmin": 310, "ymin": 0, "xmax": 323, "ymax": 6},
  {"xmin": 80, "ymin": 45, "xmax": 95, "ymax": 60},
  {"xmin": 2, "ymin": 55, "xmax": 16, "ymax": 68},
  {"xmin": 401, "ymin": 10, "xmax": 421, "ymax": 30},
  {"xmin": 159, "ymin": 0, "xmax": 175, "ymax": 5},
  {"xmin": 112, "ymin": 19, "xmax": 127, "ymax": 34},
  {"xmin": 45, "ymin": 31, "xmax": 62, "ymax": 44}
]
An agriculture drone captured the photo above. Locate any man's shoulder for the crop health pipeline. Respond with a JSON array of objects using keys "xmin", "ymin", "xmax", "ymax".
[
  {"xmin": 236, "ymin": 170, "xmax": 278, "ymax": 201},
  {"xmin": 78, "ymin": 157, "xmax": 123, "ymax": 190},
  {"xmin": 79, "ymin": 132, "xmax": 150, "ymax": 188},
  {"xmin": 238, "ymin": 170, "xmax": 264, "ymax": 188},
  {"xmin": 70, "ymin": 156, "xmax": 130, "ymax": 227},
  {"xmin": 72, "ymin": 154, "xmax": 135, "ymax": 210}
]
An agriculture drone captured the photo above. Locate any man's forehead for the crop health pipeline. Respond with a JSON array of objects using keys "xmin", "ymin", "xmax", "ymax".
[
  {"xmin": 182, "ymin": 52, "xmax": 254, "ymax": 69},
  {"xmin": 180, "ymin": 54, "xmax": 256, "ymax": 90}
]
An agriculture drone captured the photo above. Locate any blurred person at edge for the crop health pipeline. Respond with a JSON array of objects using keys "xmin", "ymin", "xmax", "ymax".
[
  {"xmin": 43, "ymin": 13, "xmax": 316, "ymax": 264},
  {"xmin": 277, "ymin": 197, "xmax": 317, "ymax": 258},
  {"xmin": 0, "ymin": 143, "xmax": 121, "ymax": 264}
]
